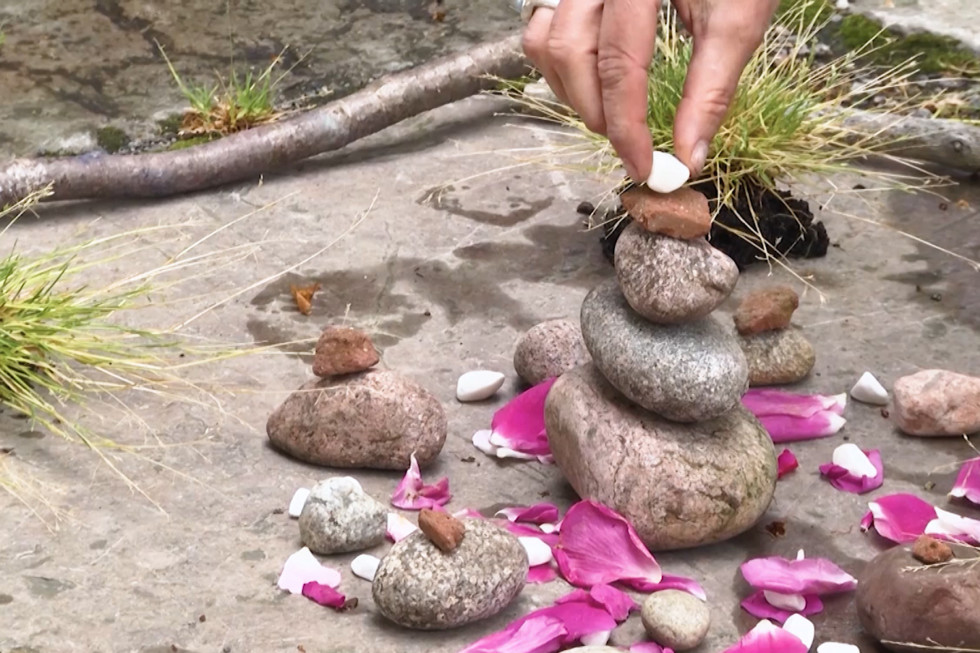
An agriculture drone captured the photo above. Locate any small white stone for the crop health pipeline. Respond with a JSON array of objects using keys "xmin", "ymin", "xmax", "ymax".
[
  {"xmin": 763, "ymin": 590, "xmax": 806, "ymax": 612},
  {"xmin": 834, "ymin": 0, "xmax": 849, "ymax": 10},
  {"xmin": 579, "ymin": 630, "xmax": 612, "ymax": 646},
  {"xmin": 850, "ymin": 371, "xmax": 889, "ymax": 405},
  {"xmin": 832, "ymin": 443, "xmax": 877, "ymax": 478},
  {"xmin": 351, "ymin": 554, "xmax": 381, "ymax": 582},
  {"xmin": 817, "ymin": 643, "xmax": 858, "ymax": 653},
  {"xmin": 518, "ymin": 536, "xmax": 554, "ymax": 567},
  {"xmin": 646, "ymin": 151, "xmax": 691, "ymax": 193},
  {"xmin": 783, "ymin": 614, "xmax": 815, "ymax": 651},
  {"xmin": 288, "ymin": 488, "xmax": 310, "ymax": 518},
  {"xmin": 456, "ymin": 370, "xmax": 506, "ymax": 402}
]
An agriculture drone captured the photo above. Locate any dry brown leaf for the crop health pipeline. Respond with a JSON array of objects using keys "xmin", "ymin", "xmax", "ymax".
[
  {"xmin": 290, "ymin": 282, "xmax": 321, "ymax": 315},
  {"xmin": 956, "ymin": 198, "xmax": 971, "ymax": 210}
]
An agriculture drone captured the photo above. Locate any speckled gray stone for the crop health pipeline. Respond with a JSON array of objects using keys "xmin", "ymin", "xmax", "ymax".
[
  {"xmin": 546, "ymin": 364, "xmax": 777, "ymax": 551},
  {"xmin": 641, "ymin": 590, "xmax": 711, "ymax": 651},
  {"xmin": 266, "ymin": 369, "xmax": 446, "ymax": 470},
  {"xmin": 373, "ymin": 519, "xmax": 528, "ymax": 630},
  {"xmin": 580, "ymin": 279, "xmax": 748, "ymax": 422},
  {"xmin": 615, "ymin": 223, "xmax": 739, "ymax": 324},
  {"xmin": 513, "ymin": 318, "xmax": 591, "ymax": 385},
  {"xmin": 739, "ymin": 326, "xmax": 816, "ymax": 386},
  {"xmin": 298, "ymin": 477, "xmax": 387, "ymax": 554}
]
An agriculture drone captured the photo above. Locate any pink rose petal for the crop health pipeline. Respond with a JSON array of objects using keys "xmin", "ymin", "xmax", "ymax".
[
  {"xmin": 554, "ymin": 500, "xmax": 662, "ymax": 588},
  {"xmin": 927, "ymin": 507, "xmax": 980, "ymax": 545},
  {"xmin": 759, "ymin": 411, "xmax": 847, "ymax": 443},
  {"xmin": 496, "ymin": 503, "xmax": 561, "ymax": 524},
  {"xmin": 459, "ymin": 614, "xmax": 567, "ymax": 653},
  {"xmin": 950, "ymin": 457, "xmax": 980, "ymax": 506},
  {"xmin": 629, "ymin": 573, "xmax": 708, "ymax": 601},
  {"xmin": 722, "ymin": 619, "xmax": 810, "ymax": 653},
  {"xmin": 487, "ymin": 378, "xmax": 557, "ymax": 458},
  {"xmin": 742, "ymin": 389, "xmax": 847, "ymax": 418},
  {"xmin": 386, "ymin": 512, "xmax": 419, "ymax": 542},
  {"xmin": 741, "ymin": 555, "xmax": 857, "ymax": 595},
  {"xmin": 777, "ymin": 449, "xmax": 799, "ymax": 479},
  {"xmin": 552, "ymin": 583, "xmax": 638, "ymax": 621},
  {"xmin": 527, "ymin": 564, "xmax": 558, "ymax": 584},
  {"xmin": 498, "ymin": 519, "xmax": 560, "ymax": 547},
  {"xmin": 819, "ymin": 449, "xmax": 884, "ymax": 494},
  {"xmin": 301, "ymin": 581, "xmax": 353, "ymax": 610},
  {"xmin": 277, "ymin": 547, "xmax": 341, "ymax": 594},
  {"xmin": 741, "ymin": 589, "xmax": 824, "ymax": 623},
  {"xmin": 454, "ymin": 508, "xmax": 485, "ymax": 520},
  {"xmin": 391, "ymin": 453, "xmax": 451, "ymax": 511},
  {"xmin": 862, "ymin": 493, "xmax": 938, "ymax": 543},
  {"xmin": 630, "ymin": 643, "xmax": 674, "ymax": 653}
]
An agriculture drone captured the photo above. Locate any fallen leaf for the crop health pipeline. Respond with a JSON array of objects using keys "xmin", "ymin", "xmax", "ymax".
[
  {"xmin": 957, "ymin": 198, "xmax": 971, "ymax": 209},
  {"xmin": 290, "ymin": 282, "xmax": 321, "ymax": 315}
]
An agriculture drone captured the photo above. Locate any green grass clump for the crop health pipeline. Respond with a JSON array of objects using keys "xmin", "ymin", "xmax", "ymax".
[
  {"xmin": 839, "ymin": 13, "xmax": 980, "ymax": 74},
  {"xmin": 775, "ymin": 0, "xmax": 832, "ymax": 28}
]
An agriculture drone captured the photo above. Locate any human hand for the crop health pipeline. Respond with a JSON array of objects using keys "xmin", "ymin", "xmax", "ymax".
[{"xmin": 521, "ymin": 0, "xmax": 779, "ymax": 183}]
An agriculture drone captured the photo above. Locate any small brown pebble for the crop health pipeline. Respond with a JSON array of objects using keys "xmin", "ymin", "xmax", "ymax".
[
  {"xmin": 199, "ymin": 614, "xmax": 206, "ymax": 623},
  {"xmin": 620, "ymin": 186, "xmax": 712, "ymax": 239},
  {"xmin": 298, "ymin": 646, "xmax": 306, "ymax": 652},
  {"xmin": 576, "ymin": 201, "xmax": 595, "ymax": 215},
  {"xmin": 939, "ymin": 202, "xmax": 949, "ymax": 211},
  {"xmin": 418, "ymin": 509, "xmax": 465, "ymax": 552},
  {"xmin": 912, "ymin": 534, "xmax": 954, "ymax": 564},
  {"xmin": 765, "ymin": 520, "xmax": 786, "ymax": 538},
  {"xmin": 880, "ymin": 408, "xmax": 889, "ymax": 418},
  {"xmin": 312, "ymin": 326, "xmax": 380, "ymax": 377},
  {"xmin": 733, "ymin": 286, "xmax": 800, "ymax": 335}
]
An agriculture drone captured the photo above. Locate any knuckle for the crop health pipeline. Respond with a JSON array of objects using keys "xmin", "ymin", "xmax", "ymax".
[{"xmin": 595, "ymin": 46, "xmax": 641, "ymax": 87}]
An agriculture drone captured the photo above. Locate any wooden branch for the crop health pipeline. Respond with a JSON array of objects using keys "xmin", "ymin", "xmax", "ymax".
[{"xmin": 0, "ymin": 34, "xmax": 529, "ymax": 206}]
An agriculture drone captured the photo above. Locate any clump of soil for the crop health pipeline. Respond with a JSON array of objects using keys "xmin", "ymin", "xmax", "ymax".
[{"xmin": 595, "ymin": 179, "xmax": 829, "ymax": 269}]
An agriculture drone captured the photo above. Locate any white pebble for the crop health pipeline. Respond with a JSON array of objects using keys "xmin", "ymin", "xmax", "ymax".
[
  {"xmin": 518, "ymin": 536, "xmax": 554, "ymax": 567},
  {"xmin": 850, "ymin": 371, "xmax": 889, "ymax": 405},
  {"xmin": 288, "ymin": 488, "xmax": 310, "ymax": 518},
  {"xmin": 351, "ymin": 554, "xmax": 381, "ymax": 582},
  {"xmin": 456, "ymin": 370, "xmax": 506, "ymax": 402},
  {"xmin": 763, "ymin": 590, "xmax": 806, "ymax": 612},
  {"xmin": 834, "ymin": 0, "xmax": 849, "ymax": 10},
  {"xmin": 832, "ymin": 443, "xmax": 877, "ymax": 478},
  {"xmin": 646, "ymin": 151, "xmax": 691, "ymax": 193},
  {"xmin": 817, "ymin": 643, "xmax": 858, "ymax": 653},
  {"xmin": 580, "ymin": 630, "xmax": 612, "ymax": 646},
  {"xmin": 783, "ymin": 614, "xmax": 815, "ymax": 651}
]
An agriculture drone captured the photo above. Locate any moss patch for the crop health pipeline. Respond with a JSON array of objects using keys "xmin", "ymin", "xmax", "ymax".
[
  {"xmin": 157, "ymin": 113, "xmax": 183, "ymax": 136},
  {"xmin": 839, "ymin": 13, "xmax": 980, "ymax": 74},
  {"xmin": 95, "ymin": 126, "xmax": 130, "ymax": 154},
  {"xmin": 167, "ymin": 134, "xmax": 217, "ymax": 151}
]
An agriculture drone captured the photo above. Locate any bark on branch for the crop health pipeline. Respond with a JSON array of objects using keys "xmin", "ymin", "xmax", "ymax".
[{"xmin": 0, "ymin": 34, "xmax": 529, "ymax": 206}]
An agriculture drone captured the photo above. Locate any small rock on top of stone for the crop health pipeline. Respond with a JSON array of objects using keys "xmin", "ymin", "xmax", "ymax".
[
  {"xmin": 892, "ymin": 369, "xmax": 980, "ymax": 436},
  {"xmin": 418, "ymin": 509, "xmax": 466, "ymax": 552},
  {"xmin": 621, "ymin": 186, "xmax": 711, "ymax": 240},
  {"xmin": 912, "ymin": 534, "xmax": 953, "ymax": 565},
  {"xmin": 733, "ymin": 285, "xmax": 800, "ymax": 335},
  {"xmin": 312, "ymin": 326, "xmax": 380, "ymax": 377}
]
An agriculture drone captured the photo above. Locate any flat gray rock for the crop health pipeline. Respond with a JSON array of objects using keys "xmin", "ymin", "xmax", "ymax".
[
  {"xmin": 266, "ymin": 370, "xmax": 446, "ymax": 470},
  {"xmin": 580, "ymin": 279, "xmax": 748, "ymax": 422},
  {"xmin": 373, "ymin": 519, "xmax": 528, "ymax": 630},
  {"xmin": 298, "ymin": 477, "xmax": 387, "ymax": 554},
  {"xmin": 546, "ymin": 364, "xmax": 777, "ymax": 551},
  {"xmin": 513, "ymin": 318, "xmax": 591, "ymax": 385},
  {"xmin": 615, "ymin": 223, "xmax": 738, "ymax": 324},
  {"xmin": 739, "ymin": 326, "xmax": 815, "ymax": 387}
]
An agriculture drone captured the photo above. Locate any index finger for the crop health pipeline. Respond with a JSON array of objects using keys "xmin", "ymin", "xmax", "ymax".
[{"xmin": 596, "ymin": 0, "xmax": 661, "ymax": 183}]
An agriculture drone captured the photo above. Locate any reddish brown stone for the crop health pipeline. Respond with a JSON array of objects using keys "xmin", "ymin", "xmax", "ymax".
[
  {"xmin": 912, "ymin": 534, "xmax": 954, "ymax": 564},
  {"xmin": 418, "ymin": 509, "xmax": 465, "ymax": 552},
  {"xmin": 620, "ymin": 186, "xmax": 712, "ymax": 240},
  {"xmin": 312, "ymin": 326, "xmax": 380, "ymax": 377},
  {"xmin": 733, "ymin": 286, "xmax": 800, "ymax": 335}
]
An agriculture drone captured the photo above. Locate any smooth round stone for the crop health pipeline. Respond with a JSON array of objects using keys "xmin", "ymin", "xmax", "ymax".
[
  {"xmin": 857, "ymin": 543, "xmax": 980, "ymax": 652},
  {"xmin": 580, "ymin": 279, "xmax": 748, "ymax": 422},
  {"xmin": 298, "ymin": 477, "xmax": 387, "ymax": 554},
  {"xmin": 546, "ymin": 364, "xmax": 777, "ymax": 550},
  {"xmin": 513, "ymin": 318, "xmax": 591, "ymax": 385},
  {"xmin": 615, "ymin": 222, "xmax": 739, "ymax": 324},
  {"xmin": 267, "ymin": 370, "xmax": 447, "ymax": 470},
  {"xmin": 641, "ymin": 590, "xmax": 711, "ymax": 651},
  {"xmin": 373, "ymin": 519, "xmax": 528, "ymax": 630},
  {"xmin": 739, "ymin": 326, "xmax": 816, "ymax": 386}
]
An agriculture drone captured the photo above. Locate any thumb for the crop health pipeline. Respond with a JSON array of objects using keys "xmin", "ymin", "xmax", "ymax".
[{"xmin": 672, "ymin": 22, "xmax": 766, "ymax": 175}]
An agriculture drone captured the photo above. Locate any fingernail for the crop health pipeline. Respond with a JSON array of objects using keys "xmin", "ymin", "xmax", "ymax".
[{"xmin": 691, "ymin": 141, "xmax": 708, "ymax": 175}]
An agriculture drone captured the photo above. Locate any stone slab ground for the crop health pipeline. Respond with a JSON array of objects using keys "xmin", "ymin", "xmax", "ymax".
[{"xmin": 0, "ymin": 94, "xmax": 978, "ymax": 653}]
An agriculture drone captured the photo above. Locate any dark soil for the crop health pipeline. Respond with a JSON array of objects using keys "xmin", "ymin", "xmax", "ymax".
[{"xmin": 595, "ymin": 179, "xmax": 829, "ymax": 269}]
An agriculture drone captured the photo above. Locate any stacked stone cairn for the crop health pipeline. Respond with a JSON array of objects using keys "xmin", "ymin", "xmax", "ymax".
[{"xmin": 543, "ymin": 185, "xmax": 779, "ymax": 551}]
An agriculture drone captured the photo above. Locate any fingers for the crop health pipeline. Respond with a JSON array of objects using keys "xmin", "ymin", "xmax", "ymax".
[
  {"xmin": 522, "ymin": 8, "xmax": 569, "ymax": 104},
  {"xmin": 673, "ymin": 3, "xmax": 776, "ymax": 175},
  {"xmin": 548, "ymin": 0, "xmax": 606, "ymax": 133},
  {"xmin": 597, "ymin": 0, "xmax": 661, "ymax": 183}
]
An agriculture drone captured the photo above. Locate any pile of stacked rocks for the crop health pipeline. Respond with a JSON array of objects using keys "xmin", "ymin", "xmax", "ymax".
[
  {"xmin": 733, "ymin": 285, "xmax": 815, "ymax": 386},
  {"xmin": 544, "ymin": 185, "xmax": 779, "ymax": 551}
]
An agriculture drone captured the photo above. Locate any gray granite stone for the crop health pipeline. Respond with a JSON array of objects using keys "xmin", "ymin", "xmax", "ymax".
[
  {"xmin": 615, "ymin": 223, "xmax": 739, "ymax": 324},
  {"xmin": 298, "ymin": 477, "xmax": 387, "ymax": 554},
  {"xmin": 641, "ymin": 589, "xmax": 711, "ymax": 651},
  {"xmin": 580, "ymin": 279, "xmax": 748, "ymax": 422},
  {"xmin": 373, "ymin": 518, "xmax": 528, "ymax": 630},
  {"xmin": 513, "ymin": 318, "xmax": 591, "ymax": 385},
  {"xmin": 546, "ymin": 364, "xmax": 777, "ymax": 551},
  {"xmin": 739, "ymin": 326, "xmax": 815, "ymax": 386}
]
